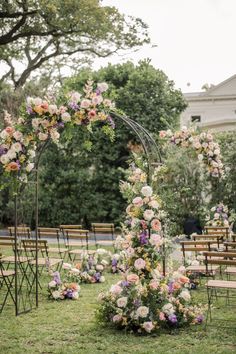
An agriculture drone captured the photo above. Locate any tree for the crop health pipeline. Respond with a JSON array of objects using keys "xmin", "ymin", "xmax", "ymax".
[{"xmin": 0, "ymin": 0, "xmax": 149, "ymax": 88}]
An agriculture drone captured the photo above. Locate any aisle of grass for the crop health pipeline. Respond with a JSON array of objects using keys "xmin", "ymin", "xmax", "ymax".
[{"xmin": 0, "ymin": 270, "xmax": 236, "ymax": 354}]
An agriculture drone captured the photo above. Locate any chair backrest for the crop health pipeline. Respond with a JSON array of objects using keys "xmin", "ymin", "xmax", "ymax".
[
  {"xmin": 64, "ymin": 229, "xmax": 89, "ymax": 242},
  {"xmin": 0, "ymin": 236, "xmax": 15, "ymax": 249},
  {"xmin": 180, "ymin": 240, "xmax": 217, "ymax": 261},
  {"xmin": 203, "ymin": 251, "xmax": 236, "ymax": 267},
  {"xmin": 91, "ymin": 223, "xmax": 115, "ymax": 239},
  {"xmin": 224, "ymin": 241, "xmax": 236, "ymax": 251},
  {"xmin": 8, "ymin": 226, "xmax": 31, "ymax": 239},
  {"xmin": 22, "ymin": 239, "xmax": 48, "ymax": 257},
  {"xmin": 204, "ymin": 226, "xmax": 229, "ymax": 239},
  {"xmin": 38, "ymin": 228, "xmax": 60, "ymax": 240}
]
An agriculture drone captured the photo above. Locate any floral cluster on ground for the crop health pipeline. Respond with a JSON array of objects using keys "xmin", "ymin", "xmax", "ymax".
[
  {"xmin": 159, "ymin": 126, "xmax": 224, "ymax": 178},
  {"xmin": 48, "ymin": 271, "xmax": 80, "ymax": 300},
  {"xmin": 98, "ymin": 164, "xmax": 204, "ymax": 333},
  {"xmin": 0, "ymin": 81, "xmax": 115, "ymax": 182}
]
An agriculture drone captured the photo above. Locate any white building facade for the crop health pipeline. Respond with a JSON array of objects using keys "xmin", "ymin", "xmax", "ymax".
[{"xmin": 181, "ymin": 75, "xmax": 236, "ymax": 132}]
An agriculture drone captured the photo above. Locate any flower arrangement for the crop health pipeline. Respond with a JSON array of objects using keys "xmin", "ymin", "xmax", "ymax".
[
  {"xmin": 98, "ymin": 267, "xmax": 204, "ymax": 333},
  {"xmin": 159, "ymin": 126, "xmax": 224, "ymax": 178},
  {"xmin": 206, "ymin": 202, "xmax": 229, "ymax": 227},
  {"xmin": 48, "ymin": 271, "xmax": 80, "ymax": 300},
  {"xmin": 62, "ymin": 250, "xmax": 107, "ymax": 284},
  {"xmin": 98, "ymin": 163, "xmax": 204, "ymax": 333},
  {"xmin": 0, "ymin": 81, "xmax": 115, "ymax": 184}
]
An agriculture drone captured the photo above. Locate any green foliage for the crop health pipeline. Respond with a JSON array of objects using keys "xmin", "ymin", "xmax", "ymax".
[
  {"xmin": 153, "ymin": 145, "xmax": 210, "ymax": 236},
  {"xmin": 0, "ymin": 0, "xmax": 149, "ymax": 88}
]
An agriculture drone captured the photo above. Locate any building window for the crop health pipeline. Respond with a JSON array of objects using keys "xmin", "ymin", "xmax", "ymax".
[{"xmin": 191, "ymin": 115, "xmax": 201, "ymax": 123}]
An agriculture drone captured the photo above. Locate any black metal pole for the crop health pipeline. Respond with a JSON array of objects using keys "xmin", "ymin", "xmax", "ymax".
[
  {"xmin": 14, "ymin": 186, "xmax": 18, "ymax": 316},
  {"xmin": 35, "ymin": 165, "xmax": 39, "ymax": 307}
]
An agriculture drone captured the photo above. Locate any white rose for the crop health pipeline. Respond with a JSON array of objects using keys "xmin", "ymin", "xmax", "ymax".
[
  {"xmin": 50, "ymin": 129, "xmax": 60, "ymax": 142},
  {"xmin": 136, "ymin": 306, "xmax": 149, "ymax": 318},
  {"xmin": 26, "ymin": 163, "xmax": 34, "ymax": 172},
  {"xmin": 96, "ymin": 264, "xmax": 104, "ymax": 271},
  {"xmin": 141, "ymin": 186, "xmax": 153, "ymax": 197},
  {"xmin": 0, "ymin": 130, "xmax": 9, "ymax": 139},
  {"xmin": 12, "ymin": 142, "xmax": 22, "ymax": 153},
  {"xmin": 0, "ymin": 154, "xmax": 9, "ymax": 164},
  {"xmin": 148, "ymin": 200, "xmax": 159, "ymax": 209},
  {"xmin": 100, "ymin": 276, "xmax": 105, "ymax": 283},
  {"xmin": 72, "ymin": 291, "xmax": 79, "ymax": 300},
  {"xmin": 33, "ymin": 97, "xmax": 42, "ymax": 106},
  {"xmin": 28, "ymin": 150, "xmax": 36, "ymax": 158},
  {"xmin": 63, "ymin": 262, "xmax": 72, "ymax": 269},
  {"xmin": 13, "ymin": 131, "xmax": 23, "ymax": 141},
  {"xmin": 162, "ymin": 303, "xmax": 175, "ymax": 316},
  {"xmin": 198, "ymin": 154, "xmax": 204, "ymax": 161},
  {"xmin": 97, "ymin": 82, "xmax": 108, "ymax": 92},
  {"xmin": 38, "ymin": 132, "xmax": 48, "ymax": 141},
  {"xmin": 143, "ymin": 209, "xmax": 154, "ymax": 221},
  {"xmin": 32, "ymin": 118, "xmax": 40, "ymax": 129},
  {"xmin": 6, "ymin": 149, "xmax": 16, "ymax": 159},
  {"xmin": 61, "ymin": 112, "xmax": 71, "ymax": 122},
  {"xmin": 179, "ymin": 290, "xmax": 191, "ymax": 302},
  {"xmin": 214, "ymin": 213, "xmax": 220, "ymax": 219},
  {"xmin": 52, "ymin": 290, "xmax": 61, "ymax": 299},
  {"xmin": 96, "ymin": 248, "xmax": 107, "ymax": 255},
  {"xmin": 117, "ymin": 296, "xmax": 128, "ymax": 308},
  {"xmin": 48, "ymin": 280, "xmax": 57, "ymax": 288},
  {"xmin": 80, "ymin": 99, "xmax": 91, "ymax": 109},
  {"xmin": 48, "ymin": 104, "xmax": 58, "ymax": 115},
  {"xmin": 69, "ymin": 91, "xmax": 81, "ymax": 102}
]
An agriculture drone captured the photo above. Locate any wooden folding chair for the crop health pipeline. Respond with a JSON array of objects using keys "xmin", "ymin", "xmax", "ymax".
[
  {"xmin": 205, "ymin": 252, "xmax": 236, "ymax": 326},
  {"xmin": 0, "ymin": 258, "xmax": 15, "ymax": 313},
  {"xmin": 91, "ymin": 223, "xmax": 115, "ymax": 248},
  {"xmin": 180, "ymin": 240, "xmax": 219, "ymax": 281},
  {"xmin": 38, "ymin": 227, "xmax": 68, "ymax": 259},
  {"xmin": 64, "ymin": 229, "xmax": 94, "ymax": 261}
]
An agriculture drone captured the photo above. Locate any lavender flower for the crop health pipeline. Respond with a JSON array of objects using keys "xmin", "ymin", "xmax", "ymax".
[
  {"xmin": 139, "ymin": 230, "xmax": 148, "ymax": 245},
  {"xmin": 168, "ymin": 314, "xmax": 177, "ymax": 324},
  {"xmin": 196, "ymin": 315, "xmax": 203, "ymax": 323},
  {"xmin": 53, "ymin": 271, "xmax": 61, "ymax": 285},
  {"xmin": 94, "ymin": 272, "xmax": 101, "ymax": 282},
  {"xmin": 68, "ymin": 102, "xmax": 79, "ymax": 110}
]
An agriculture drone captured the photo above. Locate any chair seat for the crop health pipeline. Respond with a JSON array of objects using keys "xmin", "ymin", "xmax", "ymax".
[
  {"xmin": 48, "ymin": 247, "xmax": 68, "ymax": 253},
  {"xmin": 186, "ymin": 265, "xmax": 219, "ymax": 273},
  {"xmin": 66, "ymin": 242, "xmax": 86, "ymax": 247},
  {"xmin": 224, "ymin": 267, "xmax": 236, "ymax": 275},
  {"xmin": 206, "ymin": 279, "xmax": 236, "ymax": 289},
  {"xmin": 1, "ymin": 256, "xmax": 31, "ymax": 263},
  {"xmin": 30, "ymin": 258, "xmax": 62, "ymax": 266},
  {"xmin": 69, "ymin": 249, "xmax": 96, "ymax": 255},
  {"xmin": 0, "ymin": 270, "xmax": 15, "ymax": 277},
  {"xmin": 96, "ymin": 240, "xmax": 114, "ymax": 245}
]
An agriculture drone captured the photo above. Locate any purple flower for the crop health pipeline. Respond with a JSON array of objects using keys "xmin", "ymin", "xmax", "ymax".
[
  {"xmin": 68, "ymin": 102, "xmax": 79, "ymax": 110},
  {"xmin": 168, "ymin": 281, "xmax": 174, "ymax": 294},
  {"xmin": 133, "ymin": 299, "xmax": 141, "ymax": 307},
  {"xmin": 53, "ymin": 271, "xmax": 61, "ymax": 285},
  {"xmin": 94, "ymin": 272, "xmax": 101, "ymax": 282},
  {"xmin": 107, "ymin": 116, "xmax": 115, "ymax": 129},
  {"xmin": 168, "ymin": 314, "xmax": 177, "ymax": 324},
  {"xmin": 121, "ymin": 280, "xmax": 129, "ymax": 287},
  {"xmin": 26, "ymin": 106, "xmax": 34, "ymax": 115},
  {"xmin": 0, "ymin": 147, "xmax": 7, "ymax": 156},
  {"xmin": 66, "ymin": 290, "xmax": 73, "ymax": 299},
  {"xmin": 139, "ymin": 230, "xmax": 148, "ymax": 245},
  {"xmin": 196, "ymin": 315, "xmax": 204, "ymax": 323},
  {"xmin": 112, "ymin": 258, "xmax": 118, "ymax": 267}
]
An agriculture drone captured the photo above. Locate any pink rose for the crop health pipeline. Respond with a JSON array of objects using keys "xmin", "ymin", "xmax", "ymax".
[
  {"xmin": 151, "ymin": 219, "xmax": 161, "ymax": 231},
  {"xmin": 143, "ymin": 321, "xmax": 154, "ymax": 333},
  {"xmin": 110, "ymin": 284, "xmax": 122, "ymax": 295},
  {"xmin": 149, "ymin": 234, "xmax": 162, "ymax": 247},
  {"xmin": 132, "ymin": 197, "xmax": 143, "ymax": 207},
  {"xmin": 80, "ymin": 99, "xmax": 91, "ymax": 109},
  {"xmin": 149, "ymin": 279, "xmax": 159, "ymax": 290},
  {"xmin": 159, "ymin": 130, "xmax": 167, "ymax": 138},
  {"xmin": 134, "ymin": 258, "xmax": 146, "ymax": 270},
  {"xmin": 159, "ymin": 312, "xmax": 166, "ymax": 321},
  {"xmin": 113, "ymin": 314, "xmax": 122, "ymax": 323},
  {"xmin": 127, "ymin": 273, "xmax": 139, "ymax": 284}
]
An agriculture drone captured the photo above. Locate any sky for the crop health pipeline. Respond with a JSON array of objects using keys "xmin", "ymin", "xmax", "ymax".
[{"xmin": 93, "ymin": 0, "xmax": 236, "ymax": 93}]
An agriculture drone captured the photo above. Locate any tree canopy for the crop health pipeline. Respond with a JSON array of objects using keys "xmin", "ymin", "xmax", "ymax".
[{"xmin": 0, "ymin": 0, "xmax": 149, "ymax": 88}]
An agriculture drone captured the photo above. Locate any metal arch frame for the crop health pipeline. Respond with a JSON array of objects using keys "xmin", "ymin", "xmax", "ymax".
[
  {"xmin": 12, "ymin": 112, "xmax": 164, "ymax": 315},
  {"xmin": 110, "ymin": 111, "xmax": 162, "ymax": 180}
]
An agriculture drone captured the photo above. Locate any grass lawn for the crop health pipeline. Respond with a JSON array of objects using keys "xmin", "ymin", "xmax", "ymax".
[{"xmin": 0, "ymin": 259, "xmax": 236, "ymax": 353}]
